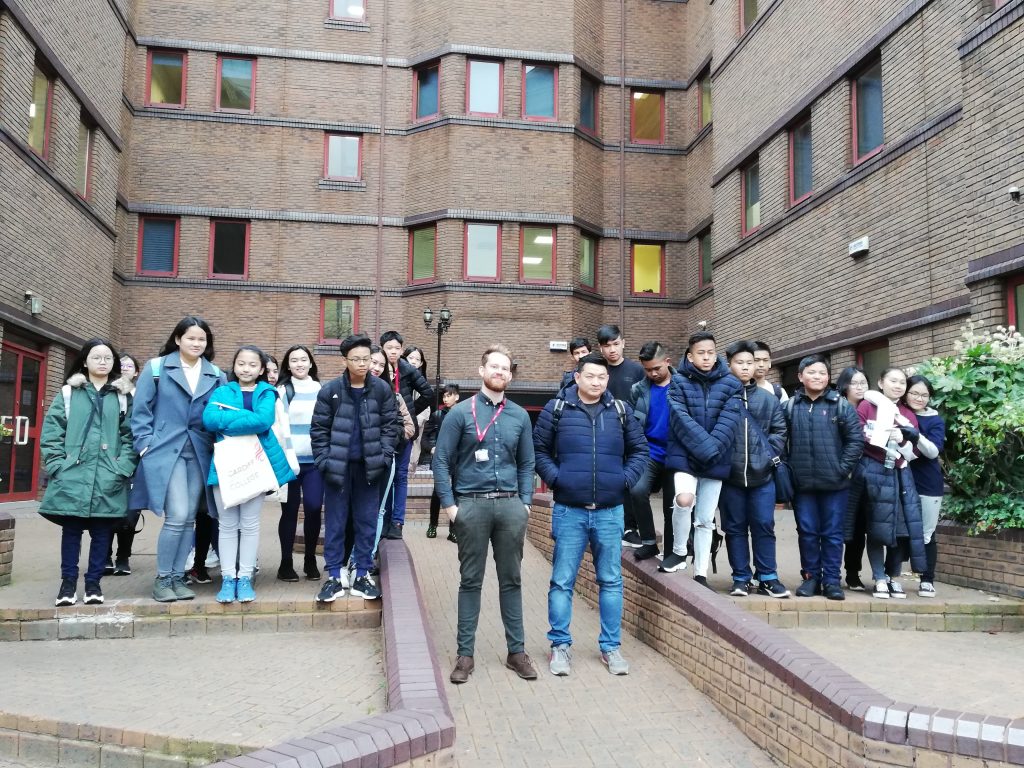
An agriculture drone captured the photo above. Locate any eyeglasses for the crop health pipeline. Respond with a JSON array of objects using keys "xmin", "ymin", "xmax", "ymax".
[
  {"xmin": 87, "ymin": 356, "xmax": 114, "ymax": 363},
  {"xmin": 907, "ymin": 391, "xmax": 930, "ymax": 400},
  {"xmin": 346, "ymin": 356, "xmax": 372, "ymax": 364}
]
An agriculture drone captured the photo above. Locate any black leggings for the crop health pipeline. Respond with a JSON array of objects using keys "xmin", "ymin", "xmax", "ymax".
[{"xmin": 279, "ymin": 463, "xmax": 324, "ymax": 564}]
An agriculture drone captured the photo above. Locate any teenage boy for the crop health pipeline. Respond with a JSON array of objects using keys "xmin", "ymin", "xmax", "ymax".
[
  {"xmin": 785, "ymin": 354, "xmax": 863, "ymax": 600},
  {"xmin": 628, "ymin": 342, "xmax": 677, "ymax": 561},
  {"xmin": 534, "ymin": 353, "xmax": 648, "ymax": 676},
  {"xmin": 311, "ymin": 334, "xmax": 399, "ymax": 602},
  {"xmin": 662, "ymin": 332, "xmax": 742, "ymax": 587},
  {"xmin": 719, "ymin": 341, "xmax": 790, "ymax": 598},
  {"xmin": 559, "ymin": 337, "xmax": 592, "ymax": 392},
  {"xmin": 752, "ymin": 341, "xmax": 788, "ymax": 402},
  {"xmin": 421, "ymin": 384, "xmax": 461, "ymax": 542},
  {"xmin": 379, "ymin": 330, "xmax": 434, "ymax": 539},
  {"xmin": 433, "ymin": 345, "xmax": 538, "ymax": 684},
  {"xmin": 597, "ymin": 324, "xmax": 646, "ymax": 547}
]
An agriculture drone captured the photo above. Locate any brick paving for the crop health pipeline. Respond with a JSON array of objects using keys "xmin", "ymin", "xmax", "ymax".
[{"xmin": 404, "ymin": 521, "xmax": 779, "ymax": 768}]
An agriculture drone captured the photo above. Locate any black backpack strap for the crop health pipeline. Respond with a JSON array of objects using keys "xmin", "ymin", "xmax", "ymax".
[
  {"xmin": 551, "ymin": 398, "xmax": 565, "ymax": 430},
  {"xmin": 613, "ymin": 399, "xmax": 627, "ymax": 428}
]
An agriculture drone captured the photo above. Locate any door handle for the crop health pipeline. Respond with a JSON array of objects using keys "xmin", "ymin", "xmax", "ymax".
[{"xmin": 14, "ymin": 416, "xmax": 29, "ymax": 446}]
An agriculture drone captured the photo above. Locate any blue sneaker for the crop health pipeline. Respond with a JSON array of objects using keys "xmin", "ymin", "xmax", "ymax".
[
  {"xmin": 216, "ymin": 577, "xmax": 237, "ymax": 604},
  {"xmin": 236, "ymin": 576, "xmax": 256, "ymax": 603}
]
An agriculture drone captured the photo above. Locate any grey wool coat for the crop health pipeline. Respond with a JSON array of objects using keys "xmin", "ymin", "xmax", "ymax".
[{"xmin": 129, "ymin": 353, "xmax": 225, "ymax": 515}]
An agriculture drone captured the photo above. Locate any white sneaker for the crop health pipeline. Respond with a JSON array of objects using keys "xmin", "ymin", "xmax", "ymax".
[
  {"xmin": 601, "ymin": 649, "xmax": 630, "ymax": 675},
  {"xmin": 919, "ymin": 581, "xmax": 936, "ymax": 598},
  {"xmin": 549, "ymin": 644, "xmax": 571, "ymax": 676},
  {"xmin": 873, "ymin": 579, "xmax": 890, "ymax": 599},
  {"xmin": 205, "ymin": 551, "xmax": 220, "ymax": 568},
  {"xmin": 888, "ymin": 580, "xmax": 907, "ymax": 599},
  {"xmin": 185, "ymin": 548, "xmax": 195, "ymax": 571}
]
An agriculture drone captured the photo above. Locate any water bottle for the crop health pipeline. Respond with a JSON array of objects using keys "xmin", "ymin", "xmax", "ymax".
[{"xmin": 884, "ymin": 437, "xmax": 898, "ymax": 469}]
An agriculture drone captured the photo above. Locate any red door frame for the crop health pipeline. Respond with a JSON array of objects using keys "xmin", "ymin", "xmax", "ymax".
[{"xmin": 0, "ymin": 340, "xmax": 47, "ymax": 501}]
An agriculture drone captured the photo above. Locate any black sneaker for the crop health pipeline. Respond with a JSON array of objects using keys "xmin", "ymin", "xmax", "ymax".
[
  {"xmin": 351, "ymin": 574, "xmax": 381, "ymax": 600},
  {"xmin": 633, "ymin": 544, "xmax": 660, "ymax": 561},
  {"xmin": 730, "ymin": 580, "xmax": 749, "ymax": 596},
  {"xmin": 693, "ymin": 575, "xmax": 714, "ymax": 590},
  {"xmin": 316, "ymin": 578, "xmax": 346, "ymax": 603},
  {"xmin": 277, "ymin": 565, "xmax": 300, "ymax": 583},
  {"xmin": 621, "ymin": 530, "xmax": 642, "ymax": 548},
  {"xmin": 187, "ymin": 566, "xmax": 212, "ymax": 584},
  {"xmin": 113, "ymin": 559, "xmax": 131, "ymax": 576},
  {"xmin": 103, "ymin": 558, "xmax": 115, "ymax": 576},
  {"xmin": 822, "ymin": 583, "xmax": 846, "ymax": 601},
  {"xmin": 658, "ymin": 553, "xmax": 688, "ymax": 573},
  {"xmin": 757, "ymin": 579, "xmax": 791, "ymax": 599},
  {"xmin": 846, "ymin": 575, "xmax": 866, "ymax": 592},
  {"xmin": 304, "ymin": 560, "xmax": 321, "ymax": 581},
  {"xmin": 84, "ymin": 581, "xmax": 104, "ymax": 605},
  {"xmin": 795, "ymin": 577, "xmax": 819, "ymax": 597},
  {"xmin": 55, "ymin": 578, "xmax": 77, "ymax": 607},
  {"xmin": 384, "ymin": 523, "xmax": 404, "ymax": 540}
]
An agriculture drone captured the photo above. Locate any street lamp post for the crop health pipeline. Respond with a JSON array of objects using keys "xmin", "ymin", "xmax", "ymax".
[{"xmin": 422, "ymin": 305, "xmax": 453, "ymax": 410}]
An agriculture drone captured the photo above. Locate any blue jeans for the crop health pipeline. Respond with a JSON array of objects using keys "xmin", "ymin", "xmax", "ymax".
[
  {"xmin": 385, "ymin": 441, "xmax": 414, "ymax": 525},
  {"xmin": 156, "ymin": 447, "xmax": 205, "ymax": 577},
  {"xmin": 719, "ymin": 481, "xmax": 779, "ymax": 582},
  {"xmin": 547, "ymin": 503, "xmax": 624, "ymax": 653},
  {"xmin": 60, "ymin": 518, "xmax": 116, "ymax": 582},
  {"xmin": 793, "ymin": 489, "xmax": 849, "ymax": 585},
  {"xmin": 324, "ymin": 461, "xmax": 381, "ymax": 578}
]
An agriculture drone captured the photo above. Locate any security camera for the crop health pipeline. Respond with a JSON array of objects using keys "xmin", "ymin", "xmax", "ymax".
[{"xmin": 1010, "ymin": 186, "xmax": 1021, "ymax": 204}]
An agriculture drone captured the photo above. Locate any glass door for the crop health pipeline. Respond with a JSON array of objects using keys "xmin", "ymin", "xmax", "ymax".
[{"xmin": 0, "ymin": 341, "xmax": 47, "ymax": 501}]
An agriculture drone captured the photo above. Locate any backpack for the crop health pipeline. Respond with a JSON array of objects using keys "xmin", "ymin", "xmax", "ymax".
[
  {"xmin": 148, "ymin": 355, "xmax": 222, "ymax": 387},
  {"xmin": 62, "ymin": 384, "xmax": 127, "ymax": 420},
  {"xmin": 551, "ymin": 397, "xmax": 628, "ymax": 430}
]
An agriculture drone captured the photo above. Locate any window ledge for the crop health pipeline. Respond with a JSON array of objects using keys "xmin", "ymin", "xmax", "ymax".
[
  {"xmin": 324, "ymin": 19, "xmax": 370, "ymax": 31},
  {"xmin": 319, "ymin": 179, "xmax": 367, "ymax": 192}
]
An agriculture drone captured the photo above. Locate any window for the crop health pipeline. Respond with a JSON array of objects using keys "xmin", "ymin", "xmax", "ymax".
[
  {"xmin": 698, "ymin": 70, "xmax": 712, "ymax": 129},
  {"xmin": 790, "ymin": 117, "xmax": 812, "ymax": 204},
  {"xmin": 853, "ymin": 59, "xmax": 883, "ymax": 162},
  {"xmin": 742, "ymin": 160, "xmax": 761, "ymax": 236},
  {"xmin": 632, "ymin": 243, "xmax": 664, "ymax": 295},
  {"xmin": 330, "ymin": 0, "xmax": 365, "ymax": 19},
  {"xmin": 523, "ymin": 64, "xmax": 556, "ymax": 121},
  {"xmin": 741, "ymin": 0, "xmax": 758, "ymax": 31},
  {"xmin": 320, "ymin": 297, "xmax": 357, "ymax": 343},
  {"xmin": 409, "ymin": 225, "xmax": 436, "ymax": 284},
  {"xmin": 520, "ymin": 226, "xmax": 555, "ymax": 283},
  {"xmin": 464, "ymin": 223, "xmax": 500, "ymax": 281},
  {"xmin": 414, "ymin": 63, "xmax": 439, "ymax": 120},
  {"xmin": 217, "ymin": 56, "xmax": 255, "ymax": 113},
  {"xmin": 209, "ymin": 220, "xmax": 250, "ymax": 279},
  {"xmin": 324, "ymin": 134, "xmax": 361, "ymax": 180},
  {"xmin": 75, "ymin": 119, "xmax": 93, "ymax": 198},
  {"xmin": 856, "ymin": 340, "xmax": 890, "ymax": 388},
  {"xmin": 467, "ymin": 59, "xmax": 502, "ymax": 116},
  {"xmin": 27, "ymin": 64, "xmax": 53, "ymax": 157},
  {"xmin": 136, "ymin": 216, "xmax": 179, "ymax": 276},
  {"xmin": 579, "ymin": 233, "xmax": 597, "ymax": 290},
  {"xmin": 630, "ymin": 90, "xmax": 664, "ymax": 144},
  {"xmin": 146, "ymin": 50, "xmax": 186, "ymax": 108},
  {"xmin": 579, "ymin": 75, "xmax": 599, "ymax": 134},
  {"xmin": 698, "ymin": 232, "xmax": 712, "ymax": 287},
  {"xmin": 1008, "ymin": 275, "xmax": 1024, "ymax": 331}
]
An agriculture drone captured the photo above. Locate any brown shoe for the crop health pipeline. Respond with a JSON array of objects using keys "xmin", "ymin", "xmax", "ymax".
[
  {"xmin": 505, "ymin": 651, "xmax": 538, "ymax": 680},
  {"xmin": 450, "ymin": 655, "xmax": 474, "ymax": 684}
]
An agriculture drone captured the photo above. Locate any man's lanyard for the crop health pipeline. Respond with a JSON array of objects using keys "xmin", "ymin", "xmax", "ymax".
[{"xmin": 471, "ymin": 395, "xmax": 504, "ymax": 443}]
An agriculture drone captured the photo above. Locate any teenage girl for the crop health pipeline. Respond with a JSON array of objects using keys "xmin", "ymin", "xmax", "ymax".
[
  {"xmin": 131, "ymin": 316, "xmax": 225, "ymax": 602},
  {"xmin": 203, "ymin": 346, "xmax": 296, "ymax": 603},
  {"xmin": 105, "ymin": 353, "xmax": 142, "ymax": 576},
  {"xmin": 835, "ymin": 366, "xmax": 869, "ymax": 591},
  {"xmin": 402, "ymin": 346, "xmax": 429, "ymax": 469},
  {"xmin": 903, "ymin": 375, "xmax": 945, "ymax": 597},
  {"xmin": 266, "ymin": 356, "xmax": 280, "ymax": 386},
  {"xmin": 276, "ymin": 345, "xmax": 324, "ymax": 581}
]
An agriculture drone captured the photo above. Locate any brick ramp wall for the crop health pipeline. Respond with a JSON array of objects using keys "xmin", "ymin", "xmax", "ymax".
[
  {"xmin": 935, "ymin": 522, "xmax": 1024, "ymax": 600},
  {"xmin": 528, "ymin": 494, "xmax": 1024, "ymax": 767}
]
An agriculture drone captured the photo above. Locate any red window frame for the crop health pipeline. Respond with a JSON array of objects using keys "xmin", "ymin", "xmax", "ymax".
[
  {"xmin": 208, "ymin": 219, "xmax": 251, "ymax": 280},
  {"xmin": 75, "ymin": 120, "xmax": 94, "ymax": 201},
  {"xmin": 466, "ymin": 59, "xmax": 503, "ymax": 117},
  {"xmin": 519, "ymin": 226, "xmax": 556, "ymax": 285},
  {"xmin": 463, "ymin": 222, "xmax": 502, "ymax": 282},
  {"xmin": 851, "ymin": 59, "xmax": 884, "ymax": 165},
  {"xmin": 1008, "ymin": 274, "xmax": 1024, "ymax": 330},
  {"xmin": 413, "ymin": 62, "xmax": 440, "ymax": 122},
  {"xmin": 579, "ymin": 232, "xmax": 598, "ymax": 291},
  {"xmin": 579, "ymin": 74, "xmax": 600, "ymax": 136},
  {"xmin": 629, "ymin": 89, "xmax": 665, "ymax": 145},
  {"xmin": 408, "ymin": 225, "xmax": 437, "ymax": 285},
  {"xmin": 698, "ymin": 232, "xmax": 712, "ymax": 288},
  {"xmin": 322, "ymin": 133, "xmax": 362, "ymax": 180},
  {"xmin": 135, "ymin": 216, "xmax": 180, "ymax": 277},
  {"xmin": 788, "ymin": 116, "xmax": 813, "ymax": 206},
  {"xmin": 144, "ymin": 49, "xmax": 187, "ymax": 109},
  {"xmin": 630, "ymin": 242, "xmax": 666, "ymax": 297},
  {"xmin": 739, "ymin": 0, "xmax": 758, "ymax": 33},
  {"xmin": 215, "ymin": 55, "xmax": 257, "ymax": 114},
  {"xmin": 521, "ymin": 63, "xmax": 558, "ymax": 122},
  {"xmin": 697, "ymin": 70, "xmax": 712, "ymax": 130},
  {"xmin": 328, "ymin": 0, "xmax": 366, "ymax": 20},
  {"xmin": 28, "ymin": 65, "xmax": 54, "ymax": 159},
  {"xmin": 319, "ymin": 296, "xmax": 359, "ymax": 344},
  {"xmin": 741, "ymin": 160, "xmax": 760, "ymax": 237}
]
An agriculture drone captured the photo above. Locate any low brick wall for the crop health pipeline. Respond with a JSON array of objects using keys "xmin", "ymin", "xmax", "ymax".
[
  {"xmin": 0, "ymin": 512, "xmax": 14, "ymax": 587},
  {"xmin": 528, "ymin": 494, "xmax": 1024, "ymax": 767},
  {"xmin": 936, "ymin": 521, "xmax": 1024, "ymax": 599}
]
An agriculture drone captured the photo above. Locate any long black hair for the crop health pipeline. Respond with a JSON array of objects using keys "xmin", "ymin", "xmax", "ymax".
[
  {"xmin": 68, "ymin": 338, "xmax": 122, "ymax": 381},
  {"xmin": 402, "ymin": 345, "xmax": 428, "ymax": 377},
  {"xmin": 835, "ymin": 365, "xmax": 867, "ymax": 399},
  {"xmin": 158, "ymin": 316, "xmax": 215, "ymax": 360},
  {"xmin": 227, "ymin": 345, "xmax": 269, "ymax": 384},
  {"xmin": 277, "ymin": 344, "xmax": 319, "ymax": 391}
]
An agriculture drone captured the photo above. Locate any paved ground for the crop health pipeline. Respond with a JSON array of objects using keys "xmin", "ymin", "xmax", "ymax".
[{"xmin": 405, "ymin": 521, "xmax": 779, "ymax": 768}]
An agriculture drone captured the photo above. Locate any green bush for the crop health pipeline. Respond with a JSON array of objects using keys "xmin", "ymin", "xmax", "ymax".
[{"xmin": 913, "ymin": 322, "xmax": 1024, "ymax": 534}]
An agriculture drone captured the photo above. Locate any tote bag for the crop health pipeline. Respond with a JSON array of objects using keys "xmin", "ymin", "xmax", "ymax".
[{"xmin": 213, "ymin": 434, "xmax": 279, "ymax": 508}]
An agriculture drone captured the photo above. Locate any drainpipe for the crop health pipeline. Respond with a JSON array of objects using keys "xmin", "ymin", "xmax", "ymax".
[
  {"xmin": 375, "ymin": 0, "xmax": 389, "ymax": 340},
  {"xmin": 618, "ymin": 0, "xmax": 626, "ymax": 332}
]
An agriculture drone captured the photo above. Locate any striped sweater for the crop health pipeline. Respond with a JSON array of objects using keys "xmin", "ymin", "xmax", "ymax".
[{"xmin": 279, "ymin": 377, "xmax": 321, "ymax": 464}]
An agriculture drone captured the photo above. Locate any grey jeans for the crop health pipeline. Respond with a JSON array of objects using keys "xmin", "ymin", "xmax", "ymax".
[{"xmin": 453, "ymin": 496, "xmax": 528, "ymax": 657}]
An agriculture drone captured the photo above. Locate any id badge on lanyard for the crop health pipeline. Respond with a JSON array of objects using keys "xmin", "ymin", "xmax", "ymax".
[{"xmin": 471, "ymin": 396, "xmax": 504, "ymax": 462}]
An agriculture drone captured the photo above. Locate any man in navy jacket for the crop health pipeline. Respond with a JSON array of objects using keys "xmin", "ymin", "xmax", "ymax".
[{"xmin": 534, "ymin": 353, "xmax": 648, "ymax": 677}]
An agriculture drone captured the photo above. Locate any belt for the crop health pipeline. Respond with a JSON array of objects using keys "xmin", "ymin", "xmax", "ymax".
[
  {"xmin": 583, "ymin": 504, "xmax": 598, "ymax": 510},
  {"xmin": 460, "ymin": 491, "xmax": 518, "ymax": 499}
]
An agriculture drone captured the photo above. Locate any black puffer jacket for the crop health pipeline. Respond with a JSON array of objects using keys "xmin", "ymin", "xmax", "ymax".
[
  {"xmin": 665, "ymin": 358, "xmax": 743, "ymax": 478},
  {"xmin": 310, "ymin": 373, "xmax": 399, "ymax": 486},
  {"xmin": 784, "ymin": 388, "xmax": 863, "ymax": 491},
  {"xmin": 844, "ymin": 459, "xmax": 926, "ymax": 572},
  {"xmin": 727, "ymin": 381, "xmax": 787, "ymax": 488},
  {"xmin": 393, "ymin": 358, "xmax": 434, "ymax": 439}
]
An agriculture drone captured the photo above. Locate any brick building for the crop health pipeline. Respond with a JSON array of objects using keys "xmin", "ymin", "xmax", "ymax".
[{"xmin": 1, "ymin": 0, "xmax": 1023, "ymax": 501}]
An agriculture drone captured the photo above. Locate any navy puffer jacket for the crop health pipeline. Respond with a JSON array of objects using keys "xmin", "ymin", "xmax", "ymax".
[
  {"xmin": 844, "ymin": 459, "xmax": 926, "ymax": 572},
  {"xmin": 533, "ymin": 386, "xmax": 649, "ymax": 508},
  {"xmin": 784, "ymin": 388, "xmax": 863, "ymax": 491},
  {"xmin": 727, "ymin": 381, "xmax": 787, "ymax": 488},
  {"xmin": 665, "ymin": 357, "xmax": 743, "ymax": 479},
  {"xmin": 310, "ymin": 373, "xmax": 399, "ymax": 487}
]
